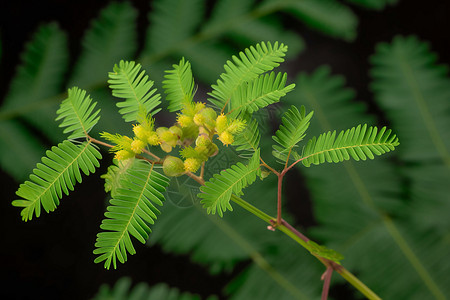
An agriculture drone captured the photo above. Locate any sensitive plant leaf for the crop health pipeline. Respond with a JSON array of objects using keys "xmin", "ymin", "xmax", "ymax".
[
  {"xmin": 199, "ymin": 150, "xmax": 261, "ymax": 217},
  {"xmin": 208, "ymin": 41, "xmax": 288, "ymax": 111},
  {"xmin": 1, "ymin": 23, "xmax": 68, "ymax": 142},
  {"xmin": 69, "ymin": 2, "xmax": 137, "ymax": 88},
  {"xmin": 227, "ymin": 18, "xmax": 305, "ymax": 59},
  {"xmin": 233, "ymin": 118, "xmax": 261, "ymax": 153},
  {"xmin": 92, "ymin": 277, "xmax": 219, "ymax": 300},
  {"xmin": 301, "ymin": 124, "xmax": 399, "ymax": 167},
  {"xmin": 281, "ymin": 0, "xmax": 358, "ymax": 41},
  {"xmin": 371, "ymin": 36, "xmax": 450, "ymax": 238},
  {"xmin": 145, "ymin": 0, "xmax": 205, "ymax": 54},
  {"xmin": 229, "ymin": 72, "xmax": 295, "ymax": 117},
  {"xmin": 108, "ymin": 60, "xmax": 161, "ymax": 122},
  {"xmin": 162, "ymin": 58, "xmax": 195, "ymax": 112},
  {"xmin": 56, "ymin": 87, "xmax": 101, "ymax": 140},
  {"xmin": 285, "ymin": 66, "xmax": 447, "ymax": 299},
  {"xmin": 0, "ymin": 120, "xmax": 45, "ymax": 181},
  {"xmin": 94, "ymin": 160, "xmax": 170, "ymax": 269},
  {"xmin": 344, "ymin": 0, "xmax": 398, "ymax": 10},
  {"xmin": 12, "ymin": 141, "xmax": 102, "ymax": 221},
  {"xmin": 370, "ymin": 35, "xmax": 450, "ymax": 166},
  {"xmin": 272, "ymin": 105, "xmax": 313, "ymax": 162}
]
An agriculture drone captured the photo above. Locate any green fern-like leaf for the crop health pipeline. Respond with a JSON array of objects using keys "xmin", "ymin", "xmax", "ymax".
[
  {"xmin": 12, "ymin": 140, "xmax": 102, "ymax": 221},
  {"xmin": 229, "ymin": 72, "xmax": 295, "ymax": 117},
  {"xmin": 56, "ymin": 87, "xmax": 101, "ymax": 139},
  {"xmin": 301, "ymin": 124, "xmax": 399, "ymax": 167},
  {"xmin": 108, "ymin": 60, "xmax": 161, "ymax": 122},
  {"xmin": 272, "ymin": 105, "xmax": 313, "ymax": 162},
  {"xmin": 145, "ymin": 0, "xmax": 205, "ymax": 54},
  {"xmin": 199, "ymin": 150, "xmax": 261, "ymax": 217},
  {"xmin": 92, "ymin": 277, "xmax": 219, "ymax": 300},
  {"xmin": 344, "ymin": 0, "xmax": 398, "ymax": 10},
  {"xmin": 162, "ymin": 57, "xmax": 195, "ymax": 112},
  {"xmin": 370, "ymin": 35, "xmax": 450, "ymax": 166},
  {"xmin": 208, "ymin": 41, "xmax": 288, "ymax": 111},
  {"xmin": 233, "ymin": 118, "xmax": 261, "ymax": 153},
  {"xmin": 281, "ymin": 0, "xmax": 357, "ymax": 41},
  {"xmin": 68, "ymin": 2, "xmax": 137, "ymax": 88},
  {"xmin": 2, "ymin": 23, "xmax": 68, "ymax": 143},
  {"xmin": 94, "ymin": 160, "xmax": 169, "ymax": 269}
]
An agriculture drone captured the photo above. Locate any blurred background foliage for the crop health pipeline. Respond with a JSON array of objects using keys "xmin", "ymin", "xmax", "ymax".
[{"xmin": 1, "ymin": 0, "xmax": 449, "ymax": 299}]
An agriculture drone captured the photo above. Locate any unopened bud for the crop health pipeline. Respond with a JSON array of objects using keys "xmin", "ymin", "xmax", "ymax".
[{"xmin": 163, "ymin": 156, "xmax": 185, "ymax": 177}]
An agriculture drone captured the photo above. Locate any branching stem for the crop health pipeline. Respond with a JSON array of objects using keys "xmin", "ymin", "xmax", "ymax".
[{"xmin": 321, "ymin": 267, "xmax": 333, "ymax": 300}]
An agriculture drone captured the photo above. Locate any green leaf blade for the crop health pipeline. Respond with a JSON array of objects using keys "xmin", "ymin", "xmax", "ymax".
[
  {"xmin": 162, "ymin": 57, "xmax": 195, "ymax": 112},
  {"xmin": 108, "ymin": 60, "xmax": 161, "ymax": 122},
  {"xmin": 94, "ymin": 160, "xmax": 170, "ymax": 269},
  {"xmin": 199, "ymin": 150, "xmax": 261, "ymax": 217},
  {"xmin": 56, "ymin": 87, "xmax": 101, "ymax": 140},
  {"xmin": 208, "ymin": 41, "xmax": 288, "ymax": 111},
  {"xmin": 12, "ymin": 141, "xmax": 102, "ymax": 221},
  {"xmin": 301, "ymin": 125, "xmax": 399, "ymax": 167}
]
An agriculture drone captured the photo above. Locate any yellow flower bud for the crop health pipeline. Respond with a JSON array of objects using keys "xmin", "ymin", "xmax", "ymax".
[
  {"xmin": 133, "ymin": 124, "xmax": 148, "ymax": 140},
  {"xmin": 194, "ymin": 102, "xmax": 205, "ymax": 113},
  {"xmin": 195, "ymin": 134, "xmax": 210, "ymax": 147},
  {"xmin": 160, "ymin": 143, "xmax": 172, "ymax": 153},
  {"xmin": 193, "ymin": 113, "xmax": 206, "ymax": 126},
  {"xmin": 163, "ymin": 156, "xmax": 185, "ymax": 177},
  {"xmin": 131, "ymin": 139, "xmax": 146, "ymax": 154},
  {"xmin": 218, "ymin": 131, "xmax": 234, "ymax": 146},
  {"xmin": 215, "ymin": 114, "xmax": 228, "ymax": 133},
  {"xmin": 147, "ymin": 131, "xmax": 160, "ymax": 146},
  {"xmin": 114, "ymin": 149, "xmax": 135, "ymax": 160},
  {"xmin": 177, "ymin": 114, "xmax": 193, "ymax": 127},
  {"xmin": 169, "ymin": 126, "xmax": 183, "ymax": 138},
  {"xmin": 184, "ymin": 158, "xmax": 201, "ymax": 173}
]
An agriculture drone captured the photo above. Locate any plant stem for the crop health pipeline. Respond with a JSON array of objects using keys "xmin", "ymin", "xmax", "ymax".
[
  {"xmin": 321, "ymin": 267, "xmax": 333, "ymax": 300},
  {"xmin": 230, "ymin": 195, "xmax": 382, "ymax": 300}
]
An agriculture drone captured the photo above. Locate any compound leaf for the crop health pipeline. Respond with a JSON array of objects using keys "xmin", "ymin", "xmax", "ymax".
[
  {"xmin": 94, "ymin": 160, "xmax": 169, "ymax": 269},
  {"xmin": 12, "ymin": 140, "xmax": 102, "ymax": 221},
  {"xmin": 108, "ymin": 60, "xmax": 161, "ymax": 122},
  {"xmin": 56, "ymin": 87, "xmax": 101, "ymax": 140}
]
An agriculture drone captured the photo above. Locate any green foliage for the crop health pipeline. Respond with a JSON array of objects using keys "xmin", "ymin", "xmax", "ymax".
[
  {"xmin": 92, "ymin": 277, "xmax": 218, "ymax": 300},
  {"xmin": 233, "ymin": 118, "xmax": 261, "ymax": 152},
  {"xmin": 94, "ymin": 160, "xmax": 169, "ymax": 270},
  {"xmin": 12, "ymin": 140, "xmax": 101, "ymax": 221},
  {"xmin": 68, "ymin": 2, "xmax": 137, "ymax": 88},
  {"xmin": 272, "ymin": 105, "xmax": 313, "ymax": 162},
  {"xmin": 199, "ymin": 150, "xmax": 261, "ymax": 217},
  {"xmin": 229, "ymin": 71, "xmax": 295, "ymax": 117},
  {"xmin": 108, "ymin": 61, "xmax": 162, "ymax": 122},
  {"xmin": 370, "ymin": 35, "xmax": 450, "ymax": 165},
  {"xmin": 285, "ymin": 57, "xmax": 449, "ymax": 299},
  {"xmin": 301, "ymin": 124, "xmax": 399, "ymax": 167},
  {"xmin": 56, "ymin": 87, "xmax": 101, "ymax": 139},
  {"xmin": 162, "ymin": 58, "xmax": 195, "ymax": 112},
  {"xmin": 208, "ymin": 41, "xmax": 288, "ymax": 111}
]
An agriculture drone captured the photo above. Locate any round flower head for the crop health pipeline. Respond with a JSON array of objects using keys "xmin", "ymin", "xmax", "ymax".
[
  {"xmin": 219, "ymin": 131, "xmax": 234, "ymax": 146},
  {"xmin": 184, "ymin": 158, "xmax": 201, "ymax": 173},
  {"xmin": 215, "ymin": 114, "xmax": 228, "ymax": 133},
  {"xmin": 115, "ymin": 149, "xmax": 134, "ymax": 160},
  {"xmin": 147, "ymin": 131, "xmax": 160, "ymax": 146},
  {"xmin": 131, "ymin": 138, "xmax": 146, "ymax": 154},
  {"xmin": 163, "ymin": 156, "xmax": 185, "ymax": 177},
  {"xmin": 177, "ymin": 114, "xmax": 193, "ymax": 128},
  {"xmin": 133, "ymin": 124, "xmax": 148, "ymax": 141}
]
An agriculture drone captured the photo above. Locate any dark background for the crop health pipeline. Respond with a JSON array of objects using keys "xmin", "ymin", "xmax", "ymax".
[{"xmin": 1, "ymin": 0, "xmax": 449, "ymax": 299}]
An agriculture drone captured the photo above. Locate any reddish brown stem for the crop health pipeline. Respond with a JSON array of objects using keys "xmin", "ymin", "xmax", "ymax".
[{"xmin": 321, "ymin": 266, "xmax": 333, "ymax": 300}]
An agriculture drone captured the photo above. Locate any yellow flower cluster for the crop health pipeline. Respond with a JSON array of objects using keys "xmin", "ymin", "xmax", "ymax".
[{"xmin": 102, "ymin": 102, "xmax": 246, "ymax": 178}]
